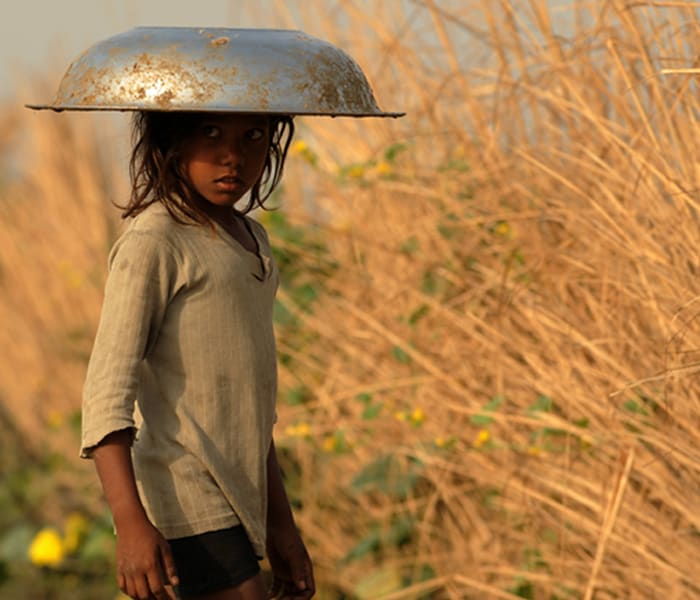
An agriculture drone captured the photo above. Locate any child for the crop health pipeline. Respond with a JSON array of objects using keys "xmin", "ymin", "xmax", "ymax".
[{"xmin": 80, "ymin": 109, "xmax": 314, "ymax": 600}]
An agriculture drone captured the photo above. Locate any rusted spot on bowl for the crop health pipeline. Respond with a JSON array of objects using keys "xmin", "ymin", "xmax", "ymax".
[{"xmin": 210, "ymin": 36, "xmax": 229, "ymax": 47}]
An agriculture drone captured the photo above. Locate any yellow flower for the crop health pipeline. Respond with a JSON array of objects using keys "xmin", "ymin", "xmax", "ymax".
[
  {"xmin": 28, "ymin": 527, "xmax": 65, "ymax": 567},
  {"xmin": 527, "ymin": 446, "xmax": 541, "ymax": 456},
  {"xmin": 346, "ymin": 165, "xmax": 365, "ymax": 179},
  {"xmin": 410, "ymin": 407, "xmax": 425, "ymax": 426},
  {"xmin": 434, "ymin": 436, "xmax": 447, "ymax": 448},
  {"xmin": 58, "ymin": 260, "xmax": 84, "ymax": 289},
  {"xmin": 374, "ymin": 160, "xmax": 393, "ymax": 177},
  {"xmin": 331, "ymin": 214, "xmax": 353, "ymax": 232},
  {"xmin": 63, "ymin": 512, "xmax": 89, "ymax": 554},
  {"xmin": 46, "ymin": 410, "xmax": 64, "ymax": 429},
  {"xmin": 322, "ymin": 435, "xmax": 338, "ymax": 453},
  {"xmin": 291, "ymin": 140, "xmax": 309, "ymax": 155},
  {"xmin": 285, "ymin": 422, "xmax": 311, "ymax": 438},
  {"xmin": 394, "ymin": 411, "xmax": 407, "ymax": 422},
  {"xmin": 494, "ymin": 221, "xmax": 511, "ymax": 237},
  {"xmin": 290, "ymin": 140, "xmax": 317, "ymax": 165},
  {"xmin": 473, "ymin": 429, "xmax": 490, "ymax": 448}
]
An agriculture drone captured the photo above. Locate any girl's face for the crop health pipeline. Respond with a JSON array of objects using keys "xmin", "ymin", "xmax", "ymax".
[{"xmin": 179, "ymin": 113, "xmax": 271, "ymax": 208}]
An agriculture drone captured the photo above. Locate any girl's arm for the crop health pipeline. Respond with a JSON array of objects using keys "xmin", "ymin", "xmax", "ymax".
[
  {"xmin": 93, "ymin": 429, "xmax": 179, "ymax": 600},
  {"xmin": 266, "ymin": 441, "xmax": 315, "ymax": 599}
]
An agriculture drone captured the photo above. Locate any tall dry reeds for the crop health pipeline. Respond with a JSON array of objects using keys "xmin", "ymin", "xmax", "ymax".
[
  {"xmin": 268, "ymin": 1, "xmax": 700, "ymax": 597},
  {"xmin": 1, "ymin": 1, "xmax": 700, "ymax": 598}
]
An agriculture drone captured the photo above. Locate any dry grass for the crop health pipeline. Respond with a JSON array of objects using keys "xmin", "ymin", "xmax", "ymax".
[{"xmin": 1, "ymin": 1, "xmax": 700, "ymax": 598}]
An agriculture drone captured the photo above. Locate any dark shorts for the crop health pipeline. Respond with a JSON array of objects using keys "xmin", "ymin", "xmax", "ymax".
[{"xmin": 168, "ymin": 525, "xmax": 260, "ymax": 599}]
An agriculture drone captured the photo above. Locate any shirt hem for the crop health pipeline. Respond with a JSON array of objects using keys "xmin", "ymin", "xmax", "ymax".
[{"xmin": 157, "ymin": 513, "xmax": 241, "ymax": 541}]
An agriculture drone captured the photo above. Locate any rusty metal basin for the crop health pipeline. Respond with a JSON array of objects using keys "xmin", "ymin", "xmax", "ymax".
[{"xmin": 26, "ymin": 27, "xmax": 403, "ymax": 117}]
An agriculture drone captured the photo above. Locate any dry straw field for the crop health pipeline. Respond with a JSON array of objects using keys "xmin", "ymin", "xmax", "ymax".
[{"xmin": 1, "ymin": 1, "xmax": 699, "ymax": 598}]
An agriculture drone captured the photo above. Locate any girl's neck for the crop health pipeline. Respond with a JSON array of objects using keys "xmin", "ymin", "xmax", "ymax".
[{"xmin": 190, "ymin": 194, "xmax": 240, "ymax": 224}]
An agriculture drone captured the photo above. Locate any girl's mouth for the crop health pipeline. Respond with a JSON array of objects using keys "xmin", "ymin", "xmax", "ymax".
[{"xmin": 214, "ymin": 176, "xmax": 244, "ymax": 191}]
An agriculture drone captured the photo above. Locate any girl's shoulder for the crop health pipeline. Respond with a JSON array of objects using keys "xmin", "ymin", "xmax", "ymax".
[
  {"xmin": 128, "ymin": 202, "xmax": 175, "ymax": 234},
  {"xmin": 117, "ymin": 202, "xmax": 185, "ymax": 245},
  {"xmin": 109, "ymin": 203, "xmax": 184, "ymax": 260}
]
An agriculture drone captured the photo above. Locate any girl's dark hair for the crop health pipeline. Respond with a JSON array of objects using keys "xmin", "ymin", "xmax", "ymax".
[{"xmin": 122, "ymin": 111, "xmax": 294, "ymax": 221}]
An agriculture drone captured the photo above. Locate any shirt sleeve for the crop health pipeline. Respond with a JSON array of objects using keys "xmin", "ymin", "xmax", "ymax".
[{"xmin": 80, "ymin": 229, "xmax": 182, "ymax": 458}]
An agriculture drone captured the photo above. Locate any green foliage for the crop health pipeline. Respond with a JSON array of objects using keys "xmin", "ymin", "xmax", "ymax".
[
  {"xmin": 507, "ymin": 547, "xmax": 552, "ymax": 599},
  {"xmin": 383, "ymin": 142, "xmax": 409, "ymax": 162},
  {"xmin": 361, "ymin": 402, "xmax": 383, "ymax": 420},
  {"xmin": 285, "ymin": 385, "xmax": 311, "ymax": 406},
  {"xmin": 351, "ymin": 455, "xmax": 424, "ymax": 500},
  {"xmin": 336, "ymin": 141, "xmax": 409, "ymax": 186},
  {"xmin": 343, "ymin": 515, "xmax": 416, "ymax": 564},
  {"xmin": 0, "ymin": 525, "xmax": 33, "ymax": 562},
  {"xmin": 392, "ymin": 345, "xmax": 412, "ymax": 364},
  {"xmin": 354, "ymin": 393, "xmax": 384, "ymax": 420},
  {"xmin": 264, "ymin": 210, "xmax": 337, "ymax": 375},
  {"xmin": 407, "ymin": 303, "xmax": 430, "ymax": 326},
  {"xmin": 399, "ymin": 236, "xmax": 420, "ymax": 255},
  {"xmin": 470, "ymin": 395, "xmax": 503, "ymax": 426},
  {"xmin": 353, "ymin": 565, "xmax": 403, "ymax": 598},
  {"xmin": 623, "ymin": 398, "xmax": 649, "ymax": 416},
  {"xmin": 0, "ymin": 403, "xmax": 117, "ymax": 598}
]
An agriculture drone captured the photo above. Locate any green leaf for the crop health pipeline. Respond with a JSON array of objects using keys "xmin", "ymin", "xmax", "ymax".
[
  {"xmin": 292, "ymin": 283, "xmax": 318, "ymax": 309},
  {"xmin": 509, "ymin": 577, "xmax": 535, "ymax": 599},
  {"xmin": 422, "ymin": 270, "xmax": 438, "ymax": 295},
  {"xmin": 400, "ymin": 236, "xmax": 419, "ymax": 255},
  {"xmin": 386, "ymin": 516, "xmax": 414, "ymax": 547},
  {"xmin": 342, "ymin": 528, "xmax": 381, "ymax": 563},
  {"xmin": 541, "ymin": 528, "xmax": 558, "ymax": 544},
  {"xmin": 408, "ymin": 304, "xmax": 429, "ymax": 326},
  {"xmin": 438, "ymin": 158, "xmax": 470, "ymax": 173},
  {"xmin": 361, "ymin": 403, "xmax": 383, "ymax": 420},
  {"xmin": 384, "ymin": 142, "xmax": 408, "ymax": 162},
  {"xmin": 273, "ymin": 300, "xmax": 296, "ymax": 325},
  {"xmin": 351, "ymin": 455, "xmax": 393, "ymax": 492},
  {"xmin": 523, "ymin": 546, "xmax": 549, "ymax": 571},
  {"xmin": 285, "ymin": 386, "xmax": 309, "ymax": 406},
  {"xmin": 542, "ymin": 427, "xmax": 566, "ymax": 436},
  {"xmin": 68, "ymin": 410, "xmax": 82, "ymax": 435},
  {"xmin": 79, "ymin": 528, "xmax": 115, "ymax": 561},
  {"xmin": 623, "ymin": 399, "xmax": 648, "ymax": 416},
  {"xmin": 354, "ymin": 566, "xmax": 403, "ymax": 599},
  {"xmin": 351, "ymin": 455, "xmax": 423, "ymax": 499},
  {"xmin": 0, "ymin": 523, "xmax": 34, "ymax": 561},
  {"xmin": 470, "ymin": 395, "xmax": 503, "ymax": 426},
  {"xmin": 392, "ymin": 346, "xmax": 411, "ymax": 364},
  {"xmin": 437, "ymin": 224, "xmax": 455, "ymax": 239},
  {"xmin": 527, "ymin": 395, "xmax": 553, "ymax": 415},
  {"xmin": 481, "ymin": 487, "xmax": 502, "ymax": 509},
  {"xmin": 512, "ymin": 248, "xmax": 526, "ymax": 265},
  {"xmin": 355, "ymin": 392, "xmax": 373, "ymax": 404}
]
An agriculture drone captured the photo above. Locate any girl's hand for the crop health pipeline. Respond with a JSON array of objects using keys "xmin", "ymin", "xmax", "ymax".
[
  {"xmin": 115, "ymin": 516, "xmax": 179, "ymax": 600},
  {"xmin": 266, "ymin": 525, "xmax": 315, "ymax": 599}
]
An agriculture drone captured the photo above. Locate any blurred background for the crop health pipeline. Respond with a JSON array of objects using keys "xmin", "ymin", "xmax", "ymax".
[{"xmin": 2, "ymin": 0, "xmax": 700, "ymax": 598}]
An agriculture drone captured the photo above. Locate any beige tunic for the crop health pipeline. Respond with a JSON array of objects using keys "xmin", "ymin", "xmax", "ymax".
[{"xmin": 81, "ymin": 202, "xmax": 278, "ymax": 557}]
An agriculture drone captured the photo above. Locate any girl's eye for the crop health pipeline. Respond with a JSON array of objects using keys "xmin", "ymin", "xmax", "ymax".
[
  {"xmin": 200, "ymin": 125, "xmax": 221, "ymax": 138},
  {"xmin": 246, "ymin": 128, "xmax": 265, "ymax": 141}
]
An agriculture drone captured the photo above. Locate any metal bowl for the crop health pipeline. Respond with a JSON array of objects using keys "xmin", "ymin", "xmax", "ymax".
[{"xmin": 26, "ymin": 27, "xmax": 403, "ymax": 117}]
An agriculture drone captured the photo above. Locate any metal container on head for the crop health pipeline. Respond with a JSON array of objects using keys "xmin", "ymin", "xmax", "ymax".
[{"xmin": 26, "ymin": 27, "xmax": 403, "ymax": 117}]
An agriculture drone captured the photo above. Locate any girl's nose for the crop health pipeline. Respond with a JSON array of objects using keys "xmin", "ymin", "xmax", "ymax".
[{"xmin": 219, "ymin": 137, "xmax": 245, "ymax": 166}]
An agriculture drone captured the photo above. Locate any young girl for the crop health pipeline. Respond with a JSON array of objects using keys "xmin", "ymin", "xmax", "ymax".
[{"xmin": 80, "ymin": 109, "xmax": 314, "ymax": 600}]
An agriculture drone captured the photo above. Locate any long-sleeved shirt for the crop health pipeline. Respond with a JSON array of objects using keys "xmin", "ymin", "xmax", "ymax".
[{"xmin": 81, "ymin": 201, "xmax": 278, "ymax": 557}]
